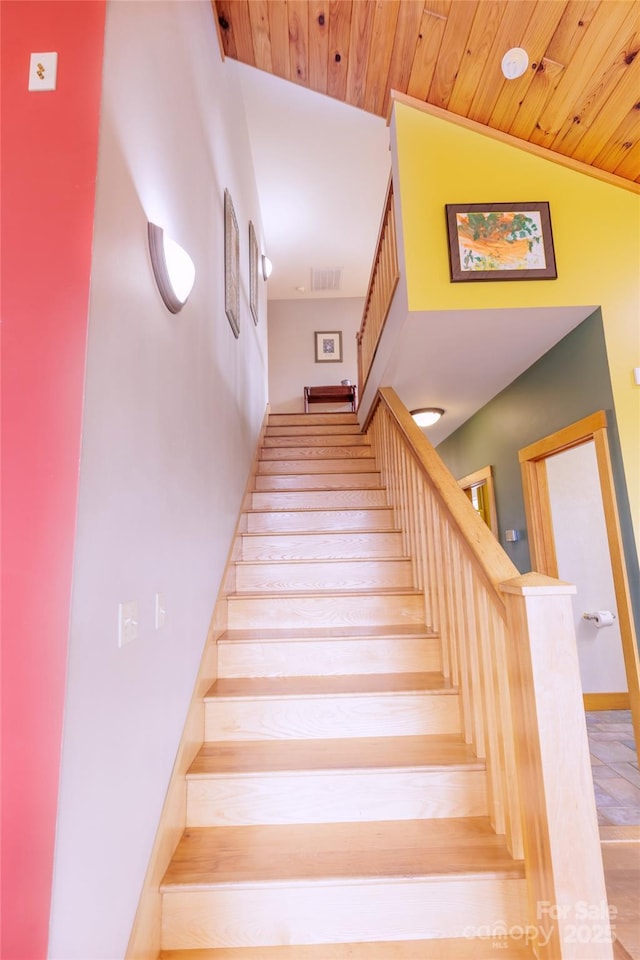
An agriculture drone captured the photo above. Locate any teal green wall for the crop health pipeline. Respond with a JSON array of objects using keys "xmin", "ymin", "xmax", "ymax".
[{"xmin": 436, "ymin": 309, "xmax": 639, "ymax": 634}]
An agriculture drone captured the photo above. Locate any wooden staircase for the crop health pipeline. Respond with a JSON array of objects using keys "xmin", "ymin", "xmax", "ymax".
[{"xmin": 158, "ymin": 412, "xmax": 532, "ymax": 959}]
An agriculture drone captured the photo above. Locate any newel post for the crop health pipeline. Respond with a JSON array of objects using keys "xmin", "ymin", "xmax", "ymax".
[{"xmin": 500, "ymin": 573, "xmax": 614, "ymax": 960}]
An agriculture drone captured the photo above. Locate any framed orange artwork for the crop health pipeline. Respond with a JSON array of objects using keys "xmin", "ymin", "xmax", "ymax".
[{"xmin": 446, "ymin": 201, "xmax": 557, "ymax": 282}]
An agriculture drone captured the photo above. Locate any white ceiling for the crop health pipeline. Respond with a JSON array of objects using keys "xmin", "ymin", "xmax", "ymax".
[
  {"xmin": 232, "ymin": 60, "xmax": 391, "ymax": 301},
  {"xmin": 232, "ymin": 60, "xmax": 594, "ymax": 443},
  {"xmin": 384, "ymin": 305, "xmax": 595, "ymax": 446}
]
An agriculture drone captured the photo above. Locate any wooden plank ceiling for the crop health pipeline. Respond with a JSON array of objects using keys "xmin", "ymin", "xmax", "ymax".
[{"xmin": 213, "ymin": 0, "xmax": 640, "ymax": 187}]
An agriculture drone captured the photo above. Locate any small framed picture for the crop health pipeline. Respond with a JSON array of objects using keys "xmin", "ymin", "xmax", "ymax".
[
  {"xmin": 249, "ymin": 220, "xmax": 259, "ymax": 325},
  {"xmin": 314, "ymin": 331, "xmax": 343, "ymax": 363},
  {"xmin": 224, "ymin": 188, "xmax": 240, "ymax": 338}
]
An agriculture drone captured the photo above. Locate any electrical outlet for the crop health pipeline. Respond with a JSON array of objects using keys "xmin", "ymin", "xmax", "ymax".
[
  {"xmin": 155, "ymin": 593, "xmax": 166, "ymax": 630},
  {"xmin": 28, "ymin": 52, "xmax": 58, "ymax": 92},
  {"xmin": 118, "ymin": 600, "xmax": 138, "ymax": 647}
]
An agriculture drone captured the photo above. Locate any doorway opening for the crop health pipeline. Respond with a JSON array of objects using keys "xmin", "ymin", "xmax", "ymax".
[
  {"xmin": 458, "ymin": 464, "xmax": 499, "ymax": 538},
  {"xmin": 518, "ymin": 410, "xmax": 640, "ymax": 764}
]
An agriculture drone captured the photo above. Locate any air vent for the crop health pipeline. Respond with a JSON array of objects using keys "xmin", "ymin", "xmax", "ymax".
[{"xmin": 310, "ymin": 267, "xmax": 343, "ymax": 292}]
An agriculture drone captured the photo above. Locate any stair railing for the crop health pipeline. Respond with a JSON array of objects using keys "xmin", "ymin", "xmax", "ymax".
[
  {"xmin": 356, "ymin": 178, "xmax": 399, "ymax": 398},
  {"xmin": 366, "ymin": 387, "xmax": 614, "ymax": 960}
]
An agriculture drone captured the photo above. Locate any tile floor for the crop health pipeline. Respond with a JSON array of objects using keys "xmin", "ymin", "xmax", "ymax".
[
  {"xmin": 586, "ymin": 711, "xmax": 640, "ymax": 960},
  {"xmin": 587, "ymin": 710, "xmax": 640, "ymax": 826}
]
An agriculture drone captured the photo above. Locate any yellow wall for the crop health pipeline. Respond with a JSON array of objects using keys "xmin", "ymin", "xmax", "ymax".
[{"xmin": 393, "ymin": 101, "xmax": 640, "ymax": 543}]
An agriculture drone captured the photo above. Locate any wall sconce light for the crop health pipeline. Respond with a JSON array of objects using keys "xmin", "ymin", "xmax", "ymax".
[
  {"xmin": 261, "ymin": 254, "xmax": 273, "ymax": 281},
  {"xmin": 410, "ymin": 407, "xmax": 445, "ymax": 428},
  {"xmin": 501, "ymin": 47, "xmax": 529, "ymax": 80},
  {"xmin": 148, "ymin": 222, "xmax": 196, "ymax": 313}
]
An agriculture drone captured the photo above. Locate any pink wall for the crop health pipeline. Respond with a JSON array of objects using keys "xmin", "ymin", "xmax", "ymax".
[{"xmin": 0, "ymin": 3, "xmax": 106, "ymax": 956}]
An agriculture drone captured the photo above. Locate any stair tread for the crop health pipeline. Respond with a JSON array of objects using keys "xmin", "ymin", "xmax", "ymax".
[
  {"xmin": 246, "ymin": 505, "xmax": 390, "ymax": 514},
  {"xmin": 205, "ymin": 673, "xmax": 453, "ymax": 700},
  {"xmin": 188, "ymin": 734, "xmax": 483, "ymax": 776},
  {"xmin": 217, "ymin": 625, "xmax": 438, "ymax": 643},
  {"xmin": 266, "ymin": 426, "xmax": 362, "ymax": 434},
  {"xmin": 161, "ymin": 818, "xmax": 524, "ymax": 889},
  {"xmin": 242, "ymin": 528, "xmax": 401, "ymax": 537},
  {"xmin": 159, "ymin": 938, "xmax": 535, "ymax": 959},
  {"xmin": 251, "ymin": 484, "xmax": 387, "ymax": 493},
  {"xmin": 263, "ymin": 436, "xmax": 368, "ymax": 446},
  {"xmin": 268, "ymin": 414, "xmax": 357, "ymax": 420},
  {"xmin": 262, "ymin": 448, "xmax": 373, "ymax": 455},
  {"xmin": 260, "ymin": 458, "xmax": 377, "ymax": 465},
  {"xmin": 229, "ymin": 586, "xmax": 419, "ymax": 599},
  {"xmin": 235, "ymin": 556, "xmax": 408, "ymax": 568}
]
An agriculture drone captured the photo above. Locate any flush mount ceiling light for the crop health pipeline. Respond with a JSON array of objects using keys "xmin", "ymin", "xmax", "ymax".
[
  {"xmin": 501, "ymin": 47, "xmax": 529, "ymax": 80},
  {"xmin": 261, "ymin": 254, "xmax": 273, "ymax": 281},
  {"xmin": 148, "ymin": 222, "xmax": 196, "ymax": 313},
  {"xmin": 410, "ymin": 407, "xmax": 445, "ymax": 428}
]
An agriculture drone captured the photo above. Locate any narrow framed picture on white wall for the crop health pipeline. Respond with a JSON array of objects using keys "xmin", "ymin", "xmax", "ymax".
[{"xmin": 224, "ymin": 189, "xmax": 240, "ymax": 338}]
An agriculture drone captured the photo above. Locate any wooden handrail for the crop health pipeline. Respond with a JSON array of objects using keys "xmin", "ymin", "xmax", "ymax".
[
  {"xmin": 367, "ymin": 388, "xmax": 521, "ymax": 852},
  {"xmin": 366, "ymin": 388, "xmax": 614, "ymax": 958},
  {"xmin": 357, "ymin": 178, "xmax": 399, "ymax": 398},
  {"xmin": 373, "ymin": 387, "xmax": 518, "ymax": 606}
]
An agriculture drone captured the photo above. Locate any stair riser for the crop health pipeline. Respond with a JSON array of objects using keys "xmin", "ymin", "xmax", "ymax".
[
  {"xmin": 204, "ymin": 692, "xmax": 461, "ymax": 741},
  {"xmin": 246, "ymin": 509, "xmax": 394, "ymax": 533},
  {"xmin": 186, "ymin": 769, "xmax": 488, "ymax": 826},
  {"xmin": 241, "ymin": 531, "xmax": 403, "ymax": 560},
  {"xmin": 263, "ymin": 435, "xmax": 368, "ymax": 447},
  {"xmin": 218, "ymin": 636, "xmax": 442, "ymax": 678},
  {"xmin": 251, "ymin": 489, "xmax": 387, "ymax": 510},
  {"xmin": 255, "ymin": 473, "xmax": 381, "ymax": 491},
  {"xmin": 266, "ymin": 424, "xmax": 361, "ymax": 437},
  {"xmin": 258, "ymin": 459, "xmax": 377, "ymax": 476},
  {"xmin": 235, "ymin": 560, "xmax": 413, "ymax": 593},
  {"xmin": 160, "ymin": 878, "xmax": 527, "ymax": 950},
  {"xmin": 268, "ymin": 414, "xmax": 357, "ymax": 426},
  {"xmin": 227, "ymin": 593, "xmax": 424, "ymax": 630},
  {"xmin": 261, "ymin": 446, "xmax": 372, "ymax": 461}
]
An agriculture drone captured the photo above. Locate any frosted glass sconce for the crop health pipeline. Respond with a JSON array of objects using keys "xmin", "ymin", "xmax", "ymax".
[
  {"xmin": 261, "ymin": 254, "xmax": 273, "ymax": 281},
  {"xmin": 148, "ymin": 222, "xmax": 195, "ymax": 313}
]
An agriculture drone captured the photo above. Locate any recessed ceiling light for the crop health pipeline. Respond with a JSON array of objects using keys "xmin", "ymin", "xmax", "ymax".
[{"xmin": 501, "ymin": 47, "xmax": 529, "ymax": 80}]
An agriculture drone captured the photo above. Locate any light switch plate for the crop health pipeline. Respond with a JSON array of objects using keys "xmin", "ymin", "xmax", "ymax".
[
  {"xmin": 155, "ymin": 593, "xmax": 166, "ymax": 630},
  {"xmin": 118, "ymin": 600, "xmax": 138, "ymax": 647},
  {"xmin": 28, "ymin": 52, "xmax": 58, "ymax": 91}
]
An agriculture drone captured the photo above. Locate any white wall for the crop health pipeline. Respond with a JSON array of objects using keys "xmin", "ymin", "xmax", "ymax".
[
  {"xmin": 268, "ymin": 297, "xmax": 363, "ymax": 413},
  {"xmin": 546, "ymin": 441, "xmax": 627, "ymax": 693},
  {"xmin": 48, "ymin": 3, "xmax": 268, "ymax": 957}
]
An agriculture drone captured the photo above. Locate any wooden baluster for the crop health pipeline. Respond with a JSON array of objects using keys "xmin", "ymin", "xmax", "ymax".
[
  {"xmin": 465, "ymin": 561, "xmax": 484, "ymax": 756},
  {"xmin": 492, "ymin": 610, "xmax": 521, "ymax": 854},
  {"xmin": 473, "ymin": 585, "xmax": 503, "ymax": 835},
  {"xmin": 409, "ymin": 459, "xmax": 422, "ymax": 590}
]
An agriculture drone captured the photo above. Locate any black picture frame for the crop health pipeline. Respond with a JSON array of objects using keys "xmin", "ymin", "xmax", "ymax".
[{"xmin": 445, "ymin": 201, "xmax": 557, "ymax": 282}]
